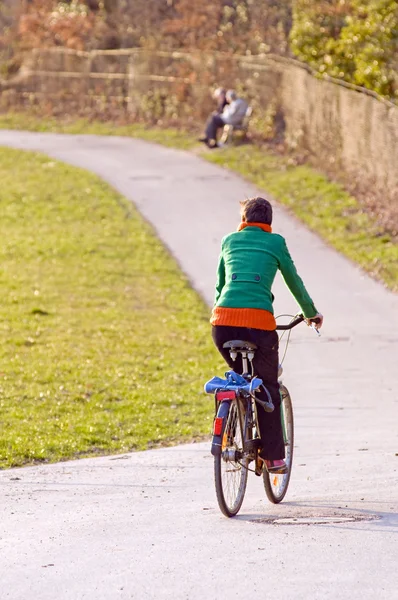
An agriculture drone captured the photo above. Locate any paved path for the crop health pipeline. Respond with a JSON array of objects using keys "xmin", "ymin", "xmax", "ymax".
[{"xmin": 0, "ymin": 131, "xmax": 397, "ymax": 600}]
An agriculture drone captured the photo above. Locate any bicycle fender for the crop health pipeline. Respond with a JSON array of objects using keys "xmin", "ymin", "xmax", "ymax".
[{"xmin": 211, "ymin": 400, "xmax": 231, "ymax": 456}]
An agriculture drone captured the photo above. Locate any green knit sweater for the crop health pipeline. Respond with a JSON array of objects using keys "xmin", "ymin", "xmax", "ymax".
[{"xmin": 215, "ymin": 226, "xmax": 317, "ymax": 318}]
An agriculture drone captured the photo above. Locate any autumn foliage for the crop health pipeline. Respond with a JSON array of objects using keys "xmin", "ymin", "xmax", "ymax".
[
  {"xmin": 1, "ymin": 0, "xmax": 397, "ymax": 100},
  {"xmin": 290, "ymin": 0, "xmax": 398, "ymax": 100},
  {"xmin": 17, "ymin": 1, "xmax": 95, "ymax": 51}
]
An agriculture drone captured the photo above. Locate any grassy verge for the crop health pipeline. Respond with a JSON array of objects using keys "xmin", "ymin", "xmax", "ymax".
[
  {"xmin": 1, "ymin": 112, "xmax": 396, "ymax": 291},
  {"xmin": 203, "ymin": 146, "xmax": 398, "ymax": 291},
  {"xmin": 0, "ymin": 112, "xmax": 194, "ymax": 149},
  {"xmin": 0, "ymin": 147, "xmax": 222, "ymax": 468}
]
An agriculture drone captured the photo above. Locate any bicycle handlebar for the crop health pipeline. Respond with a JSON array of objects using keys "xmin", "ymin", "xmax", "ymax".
[
  {"xmin": 275, "ymin": 314, "xmax": 321, "ymax": 331},
  {"xmin": 275, "ymin": 314, "xmax": 304, "ymax": 330}
]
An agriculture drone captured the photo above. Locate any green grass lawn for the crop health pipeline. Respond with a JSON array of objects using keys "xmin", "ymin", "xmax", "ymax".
[
  {"xmin": 1, "ymin": 112, "xmax": 397, "ymax": 291},
  {"xmin": 0, "ymin": 147, "xmax": 222, "ymax": 468}
]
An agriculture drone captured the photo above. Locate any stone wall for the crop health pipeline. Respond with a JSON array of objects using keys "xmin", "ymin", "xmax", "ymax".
[{"xmin": 1, "ymin": 47, "xmax": 397, "ymax": 228}]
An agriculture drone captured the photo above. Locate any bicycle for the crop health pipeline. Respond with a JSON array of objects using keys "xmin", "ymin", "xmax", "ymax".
[{"xmin": 204, "ymin": 313, "xmax": 320, "ymax": 518}]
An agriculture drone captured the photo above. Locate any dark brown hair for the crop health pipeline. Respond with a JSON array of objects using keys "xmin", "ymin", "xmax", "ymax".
[{"xmin": 240, "ymin": 196, "xmax": 273, "ymax": 225}]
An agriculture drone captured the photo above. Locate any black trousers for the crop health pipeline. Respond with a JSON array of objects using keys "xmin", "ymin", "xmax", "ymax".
[
  {"xmin": 205, "ymin": 114, "xmax": 225, "ymax": 141},
  {"xmin": 212, "ymin": 325, "xmax": 284, "ymax": 460}
]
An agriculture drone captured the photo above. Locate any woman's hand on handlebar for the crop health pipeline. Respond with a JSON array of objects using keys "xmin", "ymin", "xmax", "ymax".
[{"xmin": 305, "ymin": 313, "xmax": 324, "ymax": 330}]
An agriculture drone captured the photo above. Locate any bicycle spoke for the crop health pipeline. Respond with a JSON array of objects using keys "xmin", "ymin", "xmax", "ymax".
[{"xmin": 214, "ymin": 400, "xmax": 248, "ymax": 516}]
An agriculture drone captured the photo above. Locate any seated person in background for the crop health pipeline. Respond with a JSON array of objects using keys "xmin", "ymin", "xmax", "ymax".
[
  {"xmin": 198, "ymin": 87, "xmax": 228, "ymax": 144},
  {"xmin": 199, "ymin": 89, "xmax": 248, "ymax": 149},
  {"xmin": 213, "ymin": 87, "xmax": 228, "ymax": 114}
]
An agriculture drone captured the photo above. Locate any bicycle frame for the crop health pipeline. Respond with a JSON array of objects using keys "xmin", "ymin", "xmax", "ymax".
[
  {"xmin": 211, "ymin": 390, "xmax": 260, "ymax": 464},
  {"xmin": 280, "ymin": 386, "xmax": 289, "ymax": 443},
  {"xmin": 208, "ymin": 313, "xmax": 317, "ymax": 515}
]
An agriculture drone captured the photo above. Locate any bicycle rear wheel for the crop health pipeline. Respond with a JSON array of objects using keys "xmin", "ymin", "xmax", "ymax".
[
  {"xmin": 214, "ymin": 400, "xmax": 248, "ymax": 517},
  {"xmin": 263, "ymin": 384, "xmax": 294, "ymax": 504}
]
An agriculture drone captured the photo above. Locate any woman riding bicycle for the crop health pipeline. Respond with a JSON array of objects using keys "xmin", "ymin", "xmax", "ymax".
[{"xmin": 211, "ymin": 196, "xmax": 323, "ymax": 473}]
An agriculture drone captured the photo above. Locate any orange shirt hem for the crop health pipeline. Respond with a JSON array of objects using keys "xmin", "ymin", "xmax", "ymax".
[{"xmin": 210, "ymin": 306, "xmax": 276, "ymax": 331}]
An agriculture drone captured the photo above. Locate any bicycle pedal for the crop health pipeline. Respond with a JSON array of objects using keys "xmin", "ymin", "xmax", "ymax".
[
  {"xmin": 266, "ymin": 465, "xmax": 288, "ymax": 475},
  {"xmin": 255, "ymin": 459, "xmax": 263, "ymax": 476}
]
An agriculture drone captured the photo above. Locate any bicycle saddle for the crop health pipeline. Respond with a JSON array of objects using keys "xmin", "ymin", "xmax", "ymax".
[{"xmin": 222, "ymin": 340, "xmax": 257, "ymax": 351}]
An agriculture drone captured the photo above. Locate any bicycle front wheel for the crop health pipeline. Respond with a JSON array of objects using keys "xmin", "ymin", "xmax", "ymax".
[
  {"xmin": 214, "ymin": 400, "xmax": 248, "ymax": 517},
  {"xmin": 263, "ymin": 384, "xmax": 294, "ymax": 504}
]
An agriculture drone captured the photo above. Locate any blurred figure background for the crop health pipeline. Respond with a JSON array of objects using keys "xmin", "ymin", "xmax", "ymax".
[
  {"xmin": 199, "ymin": 89, "xmax": 248, "ymax": 149},
  {"xmin": 213, "ymin": 87, "xmax": 228, "ymax": 114}
]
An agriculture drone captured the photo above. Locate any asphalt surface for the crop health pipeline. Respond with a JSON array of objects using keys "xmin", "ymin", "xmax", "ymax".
[{"xmin": 0, "ymin": 131, "xmax": 397, "ymax": 600}]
